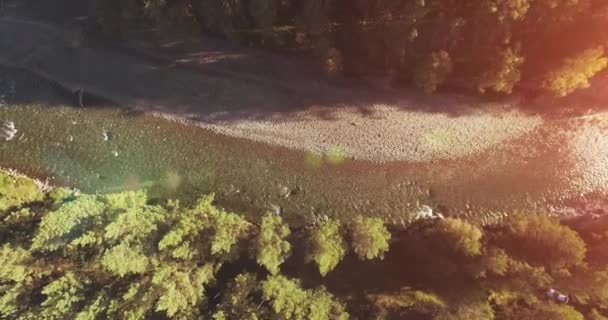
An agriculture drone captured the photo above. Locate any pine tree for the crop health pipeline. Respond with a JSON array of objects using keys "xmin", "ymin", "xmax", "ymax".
[
  {"xmin": 434, "ymin": 218, "xmax": 484, "ymax": 257},
  {"xmin": 306, "ymin": 219, "xmax": 347, "ymax": 276},
  {"xmin": 254, "ymin": 213, "xmax": 291, "ymax": 275},
  {"xmin": 348, "ymin": 216, "xmax": 391, "ymax": 260},
  {"xmin": 261, "ymin": 275, "xmax": 349, "ymax": 320}
]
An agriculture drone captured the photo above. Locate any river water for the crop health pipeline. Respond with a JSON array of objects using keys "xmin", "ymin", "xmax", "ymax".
[{"xmin": 1, "ymin": 66, "xmax": 606, "ymax": 225}]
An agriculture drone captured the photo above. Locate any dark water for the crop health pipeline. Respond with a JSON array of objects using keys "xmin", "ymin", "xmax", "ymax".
[{"xmin": 0, "ymin": 67, "xmax": 596, "ymax": 225}]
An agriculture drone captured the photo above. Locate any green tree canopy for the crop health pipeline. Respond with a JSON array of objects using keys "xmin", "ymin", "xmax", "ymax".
[
  {"xmin": 349, "ymin": 216, "xmax": 391, "ymax": 260},
  {"xmin": 306, "ymin": 219, "xmax": 347, "ymax": 276},
  {"xmin": 254, "ymin": 213, "xmax": 292, "ymax": 275}
]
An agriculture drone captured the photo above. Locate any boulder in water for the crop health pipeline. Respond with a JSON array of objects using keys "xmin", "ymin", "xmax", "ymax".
[{"xmin": 1, "ymin": 121, "xmax": 17, "ymax": 141}]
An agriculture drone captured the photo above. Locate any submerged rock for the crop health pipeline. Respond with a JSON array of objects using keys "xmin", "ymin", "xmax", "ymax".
[{"xmin": 1, "ymin": 121, "xmax": 17, "ymax": 141}]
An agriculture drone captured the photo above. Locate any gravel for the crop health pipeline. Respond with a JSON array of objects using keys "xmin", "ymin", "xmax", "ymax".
[{"xmin": 197, "ymin": 104, "xmax": 544, "ymax": 163}]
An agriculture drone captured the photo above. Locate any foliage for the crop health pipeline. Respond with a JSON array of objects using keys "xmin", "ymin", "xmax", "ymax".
[
  {"xmin": 5, "ymin": 170, "xmax": 608, "ymax": 319},
  {"xmin": 477, "ymin": 47, "xmax": 525, "ymax": 94},
  {"xmin": 433, "ymin": 218, "xmax": 484, "ymax": 257},
  {"xmin": 0, "ymin": 172, "xmax": 43, "ymax": 213},
  {"xmin": 101, "ymin": 243, "xmax": 149, "ymax": 277},
  {"xmin": 497, "ymin": 213, "xmax": 586, "ymax": 272},
  {"xmin": 543, "ymin": 46, "xmax": 608, "ymax": 96},
  {"xmin": 261, "ymin": 275, "xmax": 349, "ymax": 320},
  {"xmin": 214, "ymin": 273, "xmax": 264, "ymax": 319},
  {"xmin": 40, "ymin": 272, "xmax": 88, "ymax": 319},
  {"xmin": 254, "ymin": 212, "xmax": 291, "ymax": 274},
  {"xmin": 349, "ymin": 215, "xmax": 391, "ymax": 260},
  {"xmin": 306, "ymin": 219, "xmax": 347, "ymax": 276},
  {"xmin": 503, "ymin": 303, "xmax": 584, "ymax": 320},
  {"xmin": 368, "ymin": 287, "xmax": 446, "ymax": 317},
  {"xmin": 433, "ymin": 299, "xmax": 495, "ymax": 320},
  {"xmin": 92, "ymin": 0, "xmax": 608, "ymax": 97},
  {"xmin": 412, "ymin": 51, "xmax": 453, "ymax": 93},
  {"xmin": 30, "ymin": 195, "xmax": 106, "ymax": 252},
  {"xmin": 159, "ymin": 194, "xmax": 250, "ymax": 260}
]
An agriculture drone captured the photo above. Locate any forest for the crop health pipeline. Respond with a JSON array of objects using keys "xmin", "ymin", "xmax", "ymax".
[
  {"xmin": 91, "ymin": 0, "xmax": 608, "ymax": 97},
  {"xmin": 1, "ymin": 170, "xmax": 608, "ymax": 319}
]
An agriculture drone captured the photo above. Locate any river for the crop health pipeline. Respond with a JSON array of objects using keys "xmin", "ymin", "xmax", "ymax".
[{"xmin": 1, "ymin": 66, "xmax": 606, "ymax": 226}]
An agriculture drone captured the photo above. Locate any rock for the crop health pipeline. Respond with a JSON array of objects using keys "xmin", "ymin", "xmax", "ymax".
[
  {"xmin": 269, "ymin": 203, "xmax": 281, "ymax": 215},
  {"xmin": 1, "ymin": 121, "xmax": 17, "ymax": 141},
  {"xmin": 278, "ymin": 185, "xmax": 290, "ymax": 198}
]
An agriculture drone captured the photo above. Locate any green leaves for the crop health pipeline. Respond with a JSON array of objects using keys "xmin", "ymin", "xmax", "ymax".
[
  {"xmin": 209, "ymin": 208, "xmax": 251, "ymax": 256},
  {"xmin": 0, "ymin": 172, "xmax": 43, "ymax": 213},
  {"xmin": 104, "ymin": 205, "xmax": 166, "ymax": 244},
  {"xmin": 40, "ymin": 272, "xmax": 88, "ymax": 319},
  {"xmin": 476, "ymin": 46, "xmax": 524, "ymax": 94},
  {"xmin": 434, "ymin": 218, "xmax": 484, "ymax": 257},
  {"xmin": 0, "ymin": 245, "xmax": 31, "ymax": 283},
  {"xmin": 103, "ymin": 190, "xmax": 147, "ymax": 211},
  {"xmin": 152, "ymin": 263, "xmax": 215, "ymax": 317},
  {"xmin": 102, "ymin": 243, "xmax": 149, "ymax": 277},
  {"xmin": 368, "ymin": 287, "xmax": 446, "ymax": 317},
  {"xmin": 349, "ymin": 216, "xmax": 391, "ymax": 260},
  {"xmin": 262, "ymin": 275, "xmax": 349, "ymax": 320},
  {"xmin": 412, "ymin": 50, "xmax": 453, "ymax": 93},
  {"xmin": 307, "ymin": 220, "xmax": 346, "ymax": 276},
  {"xmin": 499, "ymin": 213, "xmax": 586, "ymax": 271},
  {"xmin": 158, "ymin": 193, "xmax": 251, "ymax": 260},
  {"xmin": 543, "ymin": 46, "xmax": 608, "ymax": 97},
  {"xmin": 31, "ymin": 195, "xmax": 106, "ymax": 252},
  {"xmin": 255, "ymin": 213, "xmax": 291, "ymax": 275}
]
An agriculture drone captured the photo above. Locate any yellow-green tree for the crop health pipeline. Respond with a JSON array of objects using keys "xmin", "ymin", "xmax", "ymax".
[
  {"xmin": 543, "ymin": 46, "xmax": 608, "ymax": 97},
  {"xmin": 306, "ymin": 219, "xmax": 347, "ymax": 276},
  {"xmin": 348, "ymin": 215, "xmax": 391, "ymax": 260},
  {"xmin": 254, "ymin": 212, "xmax": 292, "ymax": 274}
]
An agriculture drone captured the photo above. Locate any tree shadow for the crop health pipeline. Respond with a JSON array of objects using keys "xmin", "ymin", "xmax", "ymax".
[{"xmin": 7, "ymin": 0, "xmax": 607, "ymax": 125}]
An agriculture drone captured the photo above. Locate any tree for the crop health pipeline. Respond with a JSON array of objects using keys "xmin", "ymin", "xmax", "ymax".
[
  {"xmin": 214, "ymin": 273, "xmax": 266, "ymax": 319},
  {"xmin": 477, "ymin": 46, "xmax": 524, "ymax": 94},
  {"xmin": 306, "ymin": 219, "xmax": 347, "ymax": 276},
  {"xmin": 254, "ymin": 213, "xmax": 291, "ymax": 275},
  {"xmin": 412, "ymin": 51, "xmax": 453, "ymax": 93},
  {"xmin": 0, "ymin": 188, "xmax": 249, "ymax": 319},
  {"xmin": 261, "ymin": 275, "xmax": 349, "ymax": 320},
  {"xmin": 543, "ymin": 46, "xmax": 608, "ymax": 97},
  {"xmin": 367, "ymin": 287, "xmax": 446, "ymax": 319},
  {"xmin": 503, "ymin": 303, "xmax": 584, "ymax": 320},
  {"xmin": 349, "ymin": 216, "xmax": 391, "ymax": 260},
  {"xmin": 497, "ymin": 213, "xmax": 586, "ymax": 272},
  {"xmin": 30, "ymin": 195, "xmax": 106, "ymax": 252},
  {"xmin": 433, "ymin": 218, "xmax": 484, "ymax": 257}
]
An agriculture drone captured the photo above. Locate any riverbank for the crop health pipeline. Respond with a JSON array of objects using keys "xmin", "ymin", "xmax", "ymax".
[
  {"xmin": 0, "ymin": 17, "xmax": 549, "ymax": 163},
  {"xmin": 0, "ymin": 17, "xmax": 606, "ymax": 225},
  {"xmin": 1, "ymin": 65, "xmax": 606, "ymax": 227}
]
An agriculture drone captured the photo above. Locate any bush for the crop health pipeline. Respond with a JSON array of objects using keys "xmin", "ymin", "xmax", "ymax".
[{"xmin": 543, "ymin": 47, "xmax": 608, "ymax": 97}]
